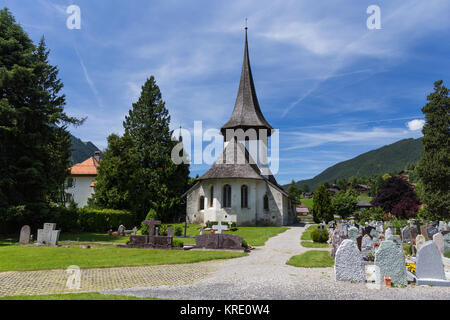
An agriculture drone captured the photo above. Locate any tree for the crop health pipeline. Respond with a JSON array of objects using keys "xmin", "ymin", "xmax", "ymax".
[
  {"xmin": 301, "ymin": 183, "xmax": 310, "ymax": 193},
  {"xmin": 93, "ymin": 76, "xmax": 190, "ymax": 222},
  {"xmin": 287, "ymin": 180, "xmax": 301, "ymax": 200},
  {"xmin": 371, "ymin": 176, "xmax": 419, "ymax": 218},
  {"xmin": 332, "ymin": 190, "xmax": 357, "ymax": 219},
  {"xmin": 416, "ymin": 80, "xmax": 450, "ymax": 220},
  {"xmin": 312, "ymin": 184, "xmax": 333, "ymax": 223},
  {"xmin": 0, "ymin": 9, "xmax": 81, "ymax": 228}
]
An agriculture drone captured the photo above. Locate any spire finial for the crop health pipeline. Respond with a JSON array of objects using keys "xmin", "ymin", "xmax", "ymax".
[{"xmin": 245, "ymin": 18, "xmax": 248, "ymax": 30}]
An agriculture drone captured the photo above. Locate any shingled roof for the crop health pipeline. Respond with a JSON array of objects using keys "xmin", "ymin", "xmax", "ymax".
[
  {"xmin": 198, "ymin": 139, "xmax": 264, "ymax": 180},
  {"xmin": 220, "ymin": 28, "xmax": 273, "ymax": 136},
  {"xmin": 69, "ymin": 157, "xmax": 100, "ymax": 176}
]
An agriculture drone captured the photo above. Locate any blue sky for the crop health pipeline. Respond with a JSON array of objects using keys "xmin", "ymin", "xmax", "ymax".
[{"xmin": 5, "ymin": 0, "xmax": 450, "ymax": 184}]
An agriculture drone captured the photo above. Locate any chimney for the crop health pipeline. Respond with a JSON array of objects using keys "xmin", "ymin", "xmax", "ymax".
[{"xmin": 94, "ymin": 151, "xmax": 101, "ymax": 163}]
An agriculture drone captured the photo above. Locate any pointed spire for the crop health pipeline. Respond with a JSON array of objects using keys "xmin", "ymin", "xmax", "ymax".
[{"xmin": 221, "ymin": 26, "xmax": 273, "ymax": 137}]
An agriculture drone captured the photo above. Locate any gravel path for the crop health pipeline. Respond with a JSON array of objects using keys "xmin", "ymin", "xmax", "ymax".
[{"xmin": 103, "ymin": 224, "xmax": 450, "ymax": 300}]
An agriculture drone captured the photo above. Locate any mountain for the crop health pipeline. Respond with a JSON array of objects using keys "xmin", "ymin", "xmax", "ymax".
[
  {"xmin": 70, "ymin": 134, "xmax": 100, "ymax": 165},
  {"xmin": 290, "ymin": 138, "xmax": 423, "ymax": 191}
]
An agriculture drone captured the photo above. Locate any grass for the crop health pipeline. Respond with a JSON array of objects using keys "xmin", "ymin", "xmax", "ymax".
[
  {"xmin": 0, "ymin": 245, "xmax": 247, "ymax": 272},
  {"xmin": 59, "ymin": 233, "xmax": 129, "ymax": 243},
  {"xmin": 301, "ymin": 224, "xmax": 320, "ymax": 241},
  {"xmin": 300, "ymin": 198, "xmax": 313, "ymax": 210},
  {"xmin": 286, "ymin": 250, "xmax": 334, "ymax": 268},
  {"xmin": 0, "ymin": 292, "xmax": 162, "ymax": 300},
  {"xmin": 301, "ymin": 241, "xmax": 330, "ymax": 248}
]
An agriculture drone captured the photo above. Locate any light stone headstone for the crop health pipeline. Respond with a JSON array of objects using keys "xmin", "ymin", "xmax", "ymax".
[
  {"xmin": 348, "ymin": 226, "xmax": 360, "ymax": 243},
  {"xmin": 331, "ymin": 230, "xmax": 346, "ymax": 257},
  {"xmin": 37, "ymin": 223, "xmax": 60, "ymax": 246},
  {"xmin": 432, "ymin": 232, "xmax": 444, "ymax": 254},
  {"xmin": 385, "ymin": 228, "xmax": 393, "ymax": 240},
  {"xmin": 361, "ymin": 234, "xmax": 375, "ymax": 260},
  {"xmin": 438, "ymin": 221, "xmax": 447, "ymax": 232},
  {"xmin": 212, "ymin": 222, "xmax": 227, "ymax": 234},
  {"xmin": 370, "ymin": 228, "xmax": 379, "ymax": 242},
  {"xmin": 387, "ymin": 235, "xmax": 402, "ymax": 249},
  {"xmin": 416, "ymin": 235, "xmax": 426, "ymax": 251},
  {"xmin": 374, "ymin": 240, "xmax": 408, "ymax": 286},
  {"xmin": 376, "ymin": 222, "xmax": 383, "ymax": 233},
  {"xmin": 167, "ymin": 226, "xmax": 174, "ymax": 238},
  {"xmin": 415, "ymin": 241, "xmax": 450, "ymax": 286},
  {"xmin": 19, "ymin": 225, "xmax": 31, "ymax": 244},
  {"xmin": 443, "ymin": 233, "xmax": 450, "ymax": 254},
  {"xmin": 117, "ymin": 225, "xmax": 125, "ymax": 236},
  {"xmin": 335, "ymin": 239, "xmax": 365, "ymax": 283}
]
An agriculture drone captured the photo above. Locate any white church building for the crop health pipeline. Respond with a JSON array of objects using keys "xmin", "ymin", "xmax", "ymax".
[{"xmin": 183, "ymin": 29, "xmax": 297, "ymax": 227}]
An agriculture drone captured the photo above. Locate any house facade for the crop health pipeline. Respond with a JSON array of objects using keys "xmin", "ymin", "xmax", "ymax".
[
  {"xmin": 184, "ymin": 29, "xmax": 296, "ymax": 226},
  {"xmin": 65, "ymin": 151, "xmax": 101, "ymax": 208}
]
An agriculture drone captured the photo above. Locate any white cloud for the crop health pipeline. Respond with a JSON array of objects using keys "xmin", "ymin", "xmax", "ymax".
[{"xmin": 406, "ymin": 119, "xmax": 425, "ymax": 131}]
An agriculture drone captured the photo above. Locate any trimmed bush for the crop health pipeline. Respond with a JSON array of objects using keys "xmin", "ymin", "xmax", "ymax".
[
  {"xmin": 172, "ymin": 239, "xmax": 184, "ymax": 248},
  {"xmin": 310, "ymin": 229, "xmax": 329, "ymax": 243},
  {"xmin": 78, "ymin": 208, "xmax": 135, "ymax": 232},
  {"xmin": 174, "ymin": 226, "xmax": 183, "ymax": 236}
]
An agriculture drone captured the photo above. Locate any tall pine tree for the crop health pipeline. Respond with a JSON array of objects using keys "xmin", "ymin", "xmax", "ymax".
[
  {"xmin": 0, "ymin": 9, "xmax": 81, "ymax": 228},
  {"xmin": 416, "ymin": 80, "xmax": 450, "ymax": 220},
  {"xmin": 93, "ymin": 76, "xmax": 190, "ymax": 222}
]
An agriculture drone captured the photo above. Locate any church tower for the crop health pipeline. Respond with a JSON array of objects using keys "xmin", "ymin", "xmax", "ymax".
[{"xmin": 183, "ymin": 27, "xmax": 296, "ymax": 227}]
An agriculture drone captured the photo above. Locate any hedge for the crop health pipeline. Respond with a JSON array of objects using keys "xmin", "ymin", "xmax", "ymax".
[{"xmin": 78, "ymin": 208, "xmax": 136, "ymax": 232}]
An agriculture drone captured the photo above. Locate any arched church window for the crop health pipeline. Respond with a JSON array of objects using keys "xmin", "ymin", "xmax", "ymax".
[
  {"xmin": 241, "ymin": 185, "xmax": 248, "ymax": 208},
  {"xmin": 223, "ymin": 184, "xmax": 231, "ymax": 208},
  {"xmin": 199, "ymin": 196, "xmax": 205, "ymax": 210},
  {"xmin": 210, "ymin": 186, "xmax": 214, "ymax": 207},
  {"xmin": 263, "ymin": 194, "xmax": 269, "ymax": 210}
]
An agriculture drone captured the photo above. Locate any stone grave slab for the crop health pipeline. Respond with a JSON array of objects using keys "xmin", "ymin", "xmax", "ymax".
[
  {"xmin": 375, "ymin": 240, "xmax": 408, "ymax": 286},
  {"xmin": 335, "ymin": 239, "xmax": 365, "ymax": 283}
]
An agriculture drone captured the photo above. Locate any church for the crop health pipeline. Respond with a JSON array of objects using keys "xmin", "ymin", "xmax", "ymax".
[{"xmin": 183, "ymin": 29, "xmax": 297, "ymax": 227}]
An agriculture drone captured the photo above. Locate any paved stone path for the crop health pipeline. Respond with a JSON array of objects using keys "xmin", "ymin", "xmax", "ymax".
[
  {"xmin": 103, "ymin": 224, "xmax": 450, "ymax": 300},
  {"xmin": 0, "ymin": 263, "xmax": 215, "ymax": 297}
]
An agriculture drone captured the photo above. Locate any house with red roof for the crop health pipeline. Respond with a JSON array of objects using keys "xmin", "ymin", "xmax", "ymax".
[{"xmin": 65, "ymin": 151, "xmax": 101, "ymax": 207}]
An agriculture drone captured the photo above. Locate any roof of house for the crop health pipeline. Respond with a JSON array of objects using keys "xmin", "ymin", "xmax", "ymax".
[
  {"xmin": 220, "ymin": 28, "xmax": 272, "ymax": 136},
  {"xmin": 70, "ymin": 157, "xmax": 100, "ymax": 176},
  {"xmin": 357, "ymin": 200, "xmax": 373, "ymax": 207}
]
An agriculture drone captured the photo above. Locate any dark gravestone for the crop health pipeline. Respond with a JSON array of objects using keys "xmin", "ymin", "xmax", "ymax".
[
  {"xmin": 364, "ymin": 226, "xmax": 375, "ymax": 237},
  {"xmin": 426, "ymin": 226, "xmax": 439, "ymax": 240},
  {"xmin": 356, "ymin": 235, "xmax": 363, "ymax": 251},
  {"xmin": 196, "ymin": 234, "xmax": 242, "ymax": 250}
]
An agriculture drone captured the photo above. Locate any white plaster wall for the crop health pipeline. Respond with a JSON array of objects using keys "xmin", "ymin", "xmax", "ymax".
[
  {"xmin": 65, "ymin": 176, "xmax": 95, "ymax": 208},
  {"xmin": 187, "ymin": 178, "xmax": 290, "ymax": 226}
]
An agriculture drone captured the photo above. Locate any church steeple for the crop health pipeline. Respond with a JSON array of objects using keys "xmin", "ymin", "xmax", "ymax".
[{"xmin": 220, "ymin": 27, "xmax": 273, "ymax": 137}]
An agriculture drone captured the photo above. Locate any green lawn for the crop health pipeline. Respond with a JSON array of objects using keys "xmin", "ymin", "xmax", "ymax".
[
  {"xmin": 0, "ymin": 292, "xmax": 162, "ymax": 300},
  {"xmin": 60, "ymin": 233, "xmax": 129, "ymax": 243},
  {"xmin": 301, "ymin": 241, "xmax": 330, "ymax": 248},
  {"xmin": 170, "ymin": 224, "xmax": 288, "ymax": 247},
  {"xmin": 286, "ymin": 250, "xmax": 334, "ymax": 268},
  {"xmin": 301, "ymin": 224, "xmax": 320, "ymax": 241},
  {"xmin": 0, "ymin": 245, "xmax": 247, "ymax": 272},
  {"xmin": 300, "ymin": 198, "xmax": 313, "ymax": 210}
]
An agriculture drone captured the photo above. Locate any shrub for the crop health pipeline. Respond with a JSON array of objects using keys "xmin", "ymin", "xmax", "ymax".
[
  {"xmin": 242, "ymin": 239, "xmax": 249, "ymax": 248},
  {"xmin": 175, "ymin": 226, "xmax": 183, "ymax": 236},
  {"xmin": 78, "ymin": 208, "xmax": 135, "ymax": 232},
  {"xmin": 311, "ymin": 229, "xmax": 329, "ymax": 243},
  {"xmin": 172, "ymin": 239, "xmax": 184, "ymax": 248},
  {"xmin": 158, "ymin": 224, "xmax": 168, "ymax": 236}
]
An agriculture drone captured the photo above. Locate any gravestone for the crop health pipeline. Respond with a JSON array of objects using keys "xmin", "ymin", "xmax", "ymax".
[
  {"xmin": 370, "ymin": 228, "xmax": 379, "ymax": 242},
  {"xmin": 361, "ymin": 234, "xmax": 375, "ymax": 261},
  {"xmin": 348, "ymin": 226, "xmax": 360, "ymax": 242},
  {"xmin": 376, "ymin": 222, "xmax": 383, "ymax": 233},
  {"xmin": 426, "ymin": 226, "xmax": 439, "ymax": 240},
  {"xmin": 384, "ymin": 228, "xmax": 393, "ymax": 240},
  {"xmin": 143, "ymin": 219, "xmax": 161, "ymax": 236},
  {"xmin": 401, "ymin": 226, "xmax": 412, "ymax": 244},
  {"xmin": 37, "ymin": 223, "xmax": 60, "ymax": 246},
  {"xmin": 438, "ymin": 221, "xmax": 447, "ymax": 232},
  {"xmin": 331, "ymin": 230, "xmax": 346, "ymax": 257},
  {"xmin": 212, "ymin": 222, "xmax": 227, "ymax": 234},
  {"xmin": 416, "ymin": 235, "xmax": 426, "ymax": 251},
  {"xmin": 117, "ymin": 225, "xmax": 125, "ymax": 236},
  {"xmin": 415, "ymin": 241, "xmax": 450, "ymax": 287},
  {"xmin": 410, "ymin": 226, "xmax": 418, "ymax": 243},
  {"xmin": 167, "ymin": 226, "xmax": 174, "ymax": 238},
  {"xmin": 443, "ymin": 233, "xmax": 450, "ymax": 254},
  {"xmin": 195, "ymin": 233, "xmax": 242, "ymax": 250},
  {"xmin": 374, "ymin": 240, "xmax": 408, "ymax": 286},
  {"xmin": 334, "ymin": 239, "xmax": 365, "ymax": 283},
  {"xmin": 387, "ymin": 235, "xmax": 402, "ymax": 248},
  {"xmin": 432, "ymin": 232, "xmax": 444, "ymax": 254},
  {"xmin": 19, "ymin": 225, "xmax": 31, "ymax": 244},
  {"xmin": 343, "ymin": 223, "xmax": 349, "ymax": 237},
  {"xmin": 420, "ymin": 225, "xmax": 428, "ymax": 238}
]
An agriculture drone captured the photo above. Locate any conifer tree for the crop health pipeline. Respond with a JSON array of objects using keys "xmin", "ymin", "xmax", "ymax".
[
  {"xmin": 313, "ymin": 184, "xmax": 333, "ymax": 223},
  {"xmin": 416, "ymin": 80, "xmax": 450, "ymax": 220}
]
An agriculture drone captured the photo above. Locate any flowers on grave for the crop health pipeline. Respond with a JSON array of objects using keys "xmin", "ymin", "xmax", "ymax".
[
  {"xmin": 374, "ymin": 242, "xmax": 380, "ymax": 247},
  {"xmin": 406, "ymin": 263, "xmax": 415, "ymax": 275}
]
